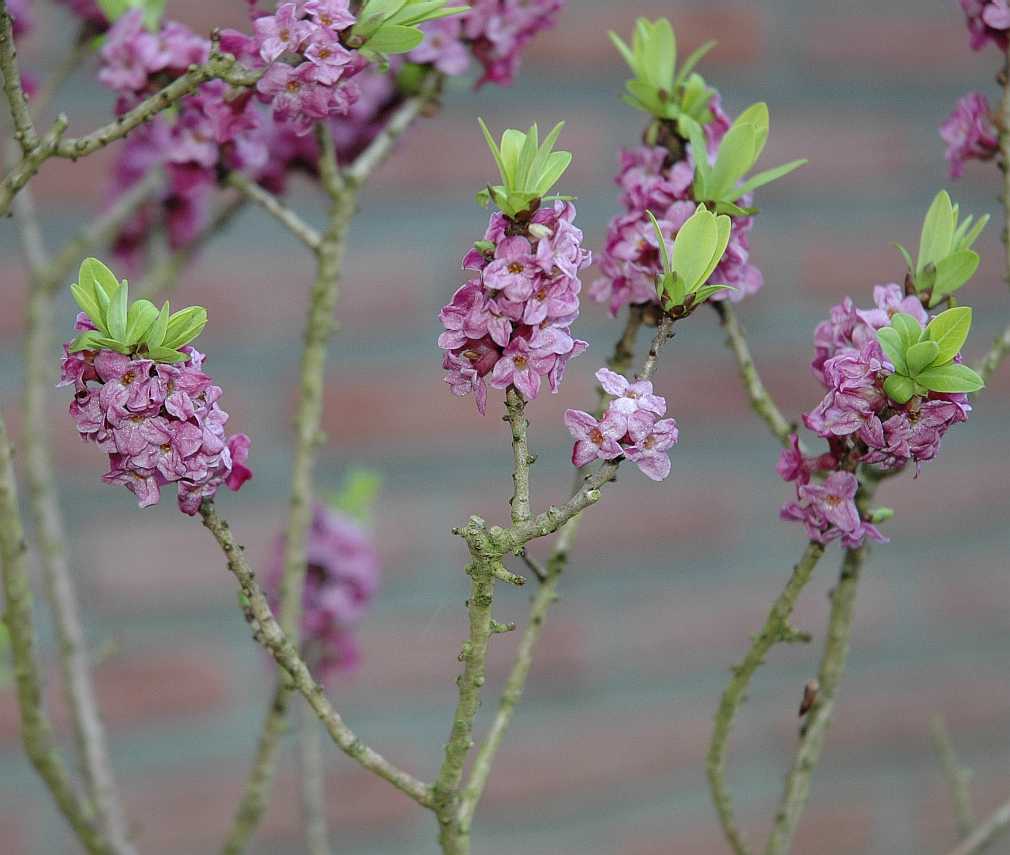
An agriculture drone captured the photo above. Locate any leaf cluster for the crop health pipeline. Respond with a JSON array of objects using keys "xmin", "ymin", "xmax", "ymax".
[
  {"xmin": 351, "ymin": 0, "xmax": 468, "ymax": 63},
  {"xmin": 476, "ymin": 120, "xmax": 573, "ymax": 218},
  {"xmin": 895, "ymin": 190, "xmax": 988, "ymax": 308},
  {"xmin": 876, "ymin": 306, "xmax": 984, "ymax": 404},
  {"xmin": 648, "ymin": 205, "xmax": 734, "ymax": 314},
  {"xmin": 68, "ymin": 258, "xmax": 207, "ymax": 364}
]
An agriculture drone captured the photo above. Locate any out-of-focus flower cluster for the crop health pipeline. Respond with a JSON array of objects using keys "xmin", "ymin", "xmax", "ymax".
[
  {"xmin": 266, "ymin": 504, "xmax": 380, "ymax": 677},
  {"xmin": 778, "ymin": 285, "xmax": 974, "ymax": 546},
  {"xmin": 940, "ymin": 91, "xmax": 999, "ymax": 178},
  {"xmin": 590, "ymin": 95, "xmax": 764, "ymax": 316},
  {"xmin": 960, "ymin": 0, "xmax": 1010, "ymax": 50},
  {"xmin": 564, "ymin": 368, "xmax": 679, "ymax": 481},
  {"xmin": 410, "ymin": 0, "xmax": 563, "ymax": 87},
  {"xmin": 438, "ymin": 200, "xmax": 590, "ymax": 413},
  {"xmin": 60, "ymin": 313, "xmax": 252, "ymax": 514}
]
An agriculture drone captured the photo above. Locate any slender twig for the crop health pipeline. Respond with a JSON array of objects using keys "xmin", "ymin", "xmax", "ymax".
[
  {"xmin": 930, "ymin": 715, "xmax": 976, "ymax": 840},
  {"xmin": 1001, "ymin": 46, "xmax": 1010, "ymax": 295},
  {"xmin": 344, "ymin": 73, "xmax": 443, "ymax": 187},
  {"xmin": 943, "ymin": 799, "xmax": 1010, "ymax": 855},
  {"xmin": 135, "ymin": 194, "xmax": 246, "ymax": 299},
  {"xmin": 0, "ymin": 3, "xmax": 38, "ymax": 154},
  {"xmin": 976, "ymin": 322, "xmax": 1010, "ymax": 383},
  {"xmin": 0, "ymin": 415, "xmax": 113, "ymax": 855},
  {"xmin": 707, "ymin": 541, "xmax": 824, "ymax": 855},
  {"xmin": 763, "ymin": 474, "xmax": 880, "ymax": 855},
  {"xmin": 220, "ymin": 681, "xmax": 290, "ymax": 855},
  {"xmin": 446, "ymin": 315, "xmax": 669, "ymax": 846},
  {"xmin": 297, "ymin": 691, "xmax": 333, "ymax": 855},
  {"xmin": 13, "ymin": 181, "xmax": 140, "ymax": 854},
  {"xmin": 221, "ymin": 92, "xmax": 438, "ymax": 850},
  {"xmin": 198, "ymin": 500, "xmax": 435, "ymax": 808},
  {"xmin": 0, "ymin": 46, "xmax": 260, "ymax": 215},
  {"xmin": 505, "ymin": 387, "xmax": 532, "ymax": 526},
  {"xmin": 226, "ymin": 172, "xmax": 321, "ymax": 251},
  {"xmin": 714, "ymin": 302, "xmax": 795, "ymax": 447}
]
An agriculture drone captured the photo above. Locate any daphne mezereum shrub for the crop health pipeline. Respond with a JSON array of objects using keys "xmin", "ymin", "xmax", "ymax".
[{"xmin": 0, "ymin": 3, "xmax": 1009, "ymax": 855}]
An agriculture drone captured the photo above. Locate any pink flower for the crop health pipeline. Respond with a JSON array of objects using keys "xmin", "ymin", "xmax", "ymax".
[
  {"xmin": 304, "ymin": 28, "xmax": 354, "ymax": 85},
  {"xmin": 961, "ymin": 0, "xmax": 1010, "ymax": 49},
  {"xmin": 253, "ymin": 2, "xmax": 313, "ymax": 63},
  {"xmin": 625, "ymin": 418, "xmax": 679, "ymax": 481},
  {"xmin": 257, "ymin": 62, "xmax": 339, "ymax": 135},
  {"xmin": 564, "ymin": 409, "xmax": 626, "ymax": 467},
  {"xmin": 304, "ymin": 0, "xmax": 356, "ymax": 32},
  {"xmin": 595, "ymin": 368, "xmax": 666, "ymax": 417},
  {"xmin": 265, "ymin": 503, "xmax": 379, "ymax": 678},
  {"xmin": 781, "ymin": 472, "xmax": 886, "ymax": 548},
  {"xmin": 940, "ymin": 92, "xmax": 999, "ymax": 179},
  {"xmin": 483, "ymin": 236, "xmax": 539, "ymax": 300},
  {"xmin": 410, "ymin": 18, "xmax": 470, "ymax": 75}
]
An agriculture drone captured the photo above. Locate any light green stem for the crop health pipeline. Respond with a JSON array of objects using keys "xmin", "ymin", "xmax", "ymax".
[{"xmin": 929, "ymin": 714, "xmax": 976, "ymax": 840}]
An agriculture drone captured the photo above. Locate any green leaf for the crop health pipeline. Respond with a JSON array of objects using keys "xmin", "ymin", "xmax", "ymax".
[
  {"xmin": 956, "ymin": 213, "xmax": 989, "ymax": 252},
  {"xmin": 162, "ymin": 306, "xmax": 208, "ymax": 351},
  {"xmin": 680, "ymin": 116, "xmax": 710, "ymax": 196},
  {"xmin": 674, "ymin": 39, "xmax": 716, "ymax": 88},
  {"xmin": 883, "ymin": 373, "xmax": 918, "ymax": 405},
  {"xmin": 735, "ymin": 102, "xmax": 769, "ymax": 160},
  {"xmin": 646, "ymin": 17, "xmax": 675, "ymax": 90},
  {"xmin": 69, "ymin": 330, "xmax": 104, "ymax": 353},
  {"xmin": 69, "ymin": 283, "xmax": 106, "ymax": 334},
  {"xmin": 733, "ymin": 158, "xmax": 807, "ymax": 200},
  {"xmin": 96, "ymin": 0, "xmax": 130, "ymax": 21},
  {"xmin": 905, "ymin": 340, "xmax": 940, "ymax": 376},
  {"xmin": 106, "ymin": 280, "xmax": 128, "ymax": 343},
  {"xmin": 646, "ymin": 211, "xmax": 670, "ymax": 276},
  {"xmin": 533, "ymin": 151, "xmax": 571, "ymax": 197},
  {"xmin": 125, "ymin": 299, "xmax": 159, "ymax": 346},
  {"xmin": 890, "ymin": 313, "xmax": 923, "ymax": 351},
  {"xmin": 929, "ymin": 250, "xmax": 979, "ymax": 307},
  {"xmin": 876, "ymin": 327, "xmax": 907, "ymax": 374},
  {"xmin": 145, "ymin": 346, "xmax": 189, "ymax": 363},
  {"xmin": 80, "ymin": 257, "xmax": 120, "ymax": 301},
  {"xmin": 699, "ymin": 212, "xmax": 732, "ymax": 287},
  {"xmin": 894, "ymin": 242, "xmax": 914, "ymax": 272},
  {"xmin": 713, "ymin": 200, "xmax": 757, "ymax": 217},
  {"xmin": 692, "ymin": 283, "xmax": 735, "ymax": 303},
  {"xmin": 706, "ymin": 122, "xmax": 757, "ymax": 201},
  {"xmin": 362, "ymin": 23, "xmax": 425, "ymax": 54},
  {"xmin": 917, "ymin": 190, "xmax": 955, "ymax": 275},
  {"xmin": 608, "ymin": 30, "xmax": 636, "ymax": 71},
  {"xmin": 145, "ymin": 301, "xmax": 170, "ymax": 349},
  {"xmin": 477, "ymin": 118, "xmax": 508, "ymax": 187},
  {"xmin": 926, "ymin": 306, "xmax": 972, "ymax": 365},
  {"xmin": 672, "ymin": 205, "xmax": 718, "ymax": 290},
  {"xmin": 914, "ymin": 363, "xmax": 985, "ymax": 394},
  {"xmin": 665, "ymin": 272, "xmax": 685, "ymax": 306}
]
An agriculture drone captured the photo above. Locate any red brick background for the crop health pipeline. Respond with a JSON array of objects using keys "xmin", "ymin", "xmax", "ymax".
[{"xmin": 1, "ymin": 1, "xmax": 1009, "ymax": 853}]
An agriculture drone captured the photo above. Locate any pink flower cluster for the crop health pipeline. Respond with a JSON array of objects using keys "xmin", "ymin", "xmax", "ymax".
[
  {"xmin": 940, "ymin": 92, "xmax": 999, "ymax": 179},
  {"xmin": 960, "ymin": 0, "xmax": 1010, "ymax": 50},
  {"xmin": 779, "ymin": 285, "xmax": 972, "ymax": 546},
  {"xmin": 410, "ymin": 0, "xmax": 565, "ymax": 87},
  {"xmin": 779, "ymin": 469, "xmax": 885, "ymax": 549},
  {"xmin": 591, "ymin": 98, "xmax": 763, "ymax": 317},
  {"xmin": 439, "ymin": 201, "xmax": 591, "ymax": 413},
  {"xmin": 806, "ymin": 284, "xmax": 970, "ymax": 470},
  {"xmin": 60, "ymin": 314, "xmax": 252, "ymax": 515},
  {"xmin": 564, "ymin": 368, "xmax": 679, "ymax": 481},
  {"xmin": 266, "ymin": 504, "xmax": 380, "ymax": 677}
]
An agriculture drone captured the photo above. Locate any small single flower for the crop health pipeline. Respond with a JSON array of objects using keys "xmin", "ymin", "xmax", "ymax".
[
  {"xmin": 253, "ymin": 2, "xmax": 314, "ymax": 63},
  {"xmin": 564, "ymin": 409, "xmax": 627, "ymax": 467},
  {"xmin": 483, "ymin": 236, "xmax": 540, "ymax": 301},
  {"xmin": 304, "ymin": 0, "xmax": 356, "ymax": 32},
  {"xmin": 595, "ymin": 367, "xmax": 666, "ymax": 417},
  {"xmin": 940, "ymin": 92, "xmax": 999, "ymax": 179},
  {"xmin": 625, "ymin": 417, "xmax": 679, "ymax": 481}
]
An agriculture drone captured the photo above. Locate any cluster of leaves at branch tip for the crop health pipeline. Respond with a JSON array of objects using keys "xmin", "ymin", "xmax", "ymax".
[
  {"xmin": 328, "ymin": 467, "xmax": 382, "ymax": 524},
  {"xmin": 877, "ymin": 306, "xmax": 984, "ymax": 404},
  {"xmin": 476, "ymin": 119, "xmax": 573, "ymax": 218},
  {"xmin": 349, "ymin": 0, "xmax": 469, "ymax": 63},
  {"xmin": 97, "ymin": 0, "xmax": 165, "ymax": 30},
  {"xmin": 647, "ymin": 205, "xmax": 733, "ymax": 313},
  {"xmin": 68, "ymin": 258, "xmax": 208, "ymax": 364},
  {"xmin": 682, "ymin": 103, "xmax": 807, "ymax": 217},
  {"xmin": 609, "ymin": 17, "xmax": 718, "ymax": 130},
  {"xmin": 895, "ymin": 190, "xmax": 988, "ymax": 308}
]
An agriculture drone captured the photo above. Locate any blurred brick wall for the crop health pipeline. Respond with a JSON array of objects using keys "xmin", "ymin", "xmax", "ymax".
[{"xmin": 1, "ymin": 1, "xmax": 1009, "ymax": 853}]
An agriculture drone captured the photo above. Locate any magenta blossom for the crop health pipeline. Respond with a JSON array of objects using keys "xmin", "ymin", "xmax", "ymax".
[
  {"xmin": 564, "ymin": 410, "xmax": 626, "ymax": 467},
  {"xmin": 780, "ymin": 471, "xmax": 887, "ymax": 549},
  {"xmin": 940, "ymin": 92, "xmax": 999, "ymax": 178},
  {"xmin": 61, "ymin": 337, "xmax": 252, "ymax": 514},
  {"xmin": 410, "ymin": 17, "xmax": 471, "ymax": 75},
  {"xmin": 960, "ymin": 0, "xmax": 1010, "ymax": 50},
  {"xmin": 266, "ymin": 503, "xmax": 380, "ymax": 678},
  {"xmin": 253, "ymin": 2, "xmax": 314, "ymax": 62},
  {"xmin": 439, "ymin": 201, "xmax": 590, "ymax": 412}
]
